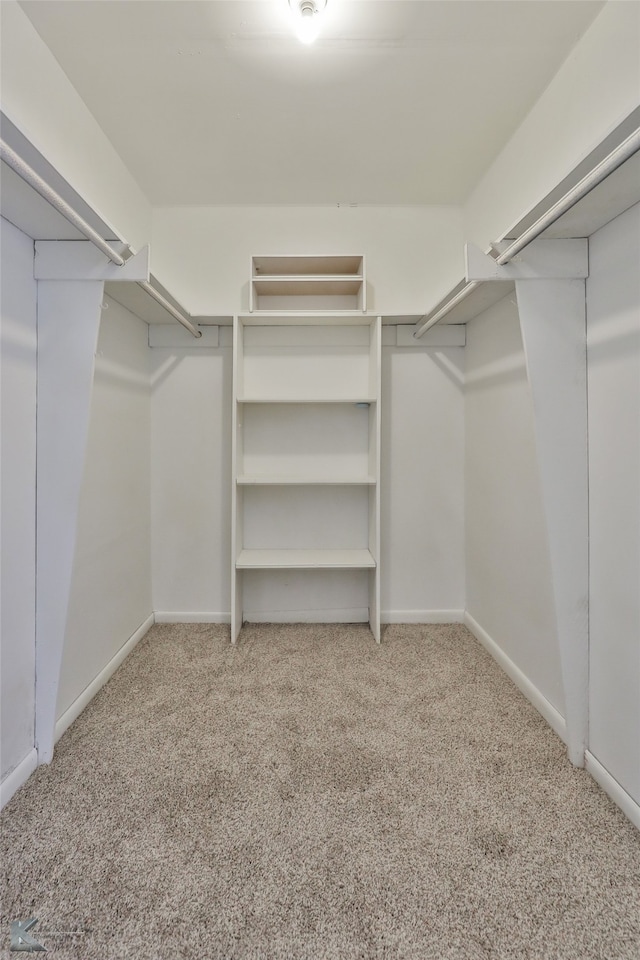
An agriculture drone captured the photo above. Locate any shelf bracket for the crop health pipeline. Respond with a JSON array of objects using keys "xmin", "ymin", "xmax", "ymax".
[
  {"xmin": 516, "ymin": 277, "xmax": 589, "ymax": 769},
  {"xmin": 465, "ymin": 239, "xmax": 588, "ymax": 282},
  {"xmin": 464, "ymin": 238, "xmax": 589, "ymax": 767},
  {"xmin": 34, "ymin": 241, "xmax": 150, "ymax": 282},
  {"xmin": 35, "ymin": 277, "xmax": 104, "ymax": 763}
]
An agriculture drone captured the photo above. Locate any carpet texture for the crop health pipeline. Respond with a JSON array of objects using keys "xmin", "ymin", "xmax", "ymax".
[{"xmin": 1, "ymin": 623, "xmax": 639, "ymax": 959}]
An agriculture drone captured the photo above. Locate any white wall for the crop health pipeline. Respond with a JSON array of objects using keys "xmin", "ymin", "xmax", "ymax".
[
  {"xmin": 56, "ymin": 297, "xmax": 152, "ymax": 719},
  {"xmin": 0, "ymin": 218, "xmax": 37, "ymax": 779},
  {"xmin": 465, "ymin": 1, "xmax": 640, "ymax": 250},
  {"xmin": 0, "ymin": 1, "xmax": 151, "ymax": 251},
  {"xmin": 464, "ymin": 294, "xmax": 565, "ymax": 717},
  {"xmin": 149, "ymin": 204, "xmax": 466, "ymax": 622},
  {"xmin": 151, "ymin": 342, "xmax": 232, "ymax": 619},
  {"xmin": 150, "ymin": 205, "xmax": 464, "ymax": 317},
  {"xmin": 586, "ymin": 202, "xmax": 640, "ymax": 803},
  {"xmin": 381, "ymin": 345, "xmax": 465, "ymax": 619},
  {"xmin": 151, "ymin": 334, "xmax": 466, "ymax": 622}
]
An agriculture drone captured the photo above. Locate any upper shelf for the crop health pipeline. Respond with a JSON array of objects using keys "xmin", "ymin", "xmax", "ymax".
[
  {"xmin": 253, "ymin": 255, "xmax": 363, "ymax": 276},
  {"xmin": 250, "ymin": 254, "xmax": 366, "ymax": 312}
]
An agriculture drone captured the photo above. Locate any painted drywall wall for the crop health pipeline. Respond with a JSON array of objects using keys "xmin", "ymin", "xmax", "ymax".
[
  {"xmin": 151, "ymin": 335, "xmax": 465, "ymax": 621},
  {"xmin": 586, "ymin": 202, "xmax": 640, "ymax": 803},
  {"xmin": 464, "ymin": 294, "xmax": 565, "ymax": 717},
  {"xmin": 381, "ymin": 345, "xmax": 465, "ymax": 619},
  {"xmin": 150, "ymin": 205, "xmax": 464, "ymax": 317},
  {"xmin": 465, "ymin": 1, "xmax": 640, "ymax": 250},
  {"xmin": 150, "ymin": 343, "xmax": 232, "ymax": 619},
  {"xmin": 0, "ymin": 1, "xmax": 151, "ymax": 251},
  {"xmin": 1, "ymin": 218, "xmax": 37, "ymax": 779},
  {"xmin": 56, "ymin": 297, "xmax": 152, "ymax": 719}
]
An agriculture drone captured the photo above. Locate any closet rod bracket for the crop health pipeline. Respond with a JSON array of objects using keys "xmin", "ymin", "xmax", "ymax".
[
  {"xmin": 465, "ymin": 239, "xmax": 588, "ymax": 283},
  {"xmin": 34, "ymin": 241, "xmax": 150, "ymax": 282}
]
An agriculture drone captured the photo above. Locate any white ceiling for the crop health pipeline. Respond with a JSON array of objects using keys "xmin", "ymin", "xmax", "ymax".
[{"xmin": 19, "ymin": 0, "xmax": 605, "ymax": 206}]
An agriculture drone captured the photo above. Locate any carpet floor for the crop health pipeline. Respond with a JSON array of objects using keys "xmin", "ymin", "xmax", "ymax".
[{"xmin": 1, "ymin": 622, "xmax": 639, "ymax": 959}]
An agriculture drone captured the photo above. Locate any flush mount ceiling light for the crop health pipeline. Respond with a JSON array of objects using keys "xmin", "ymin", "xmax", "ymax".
[{"xmin": 288, "ymin": 0, "xmax": 328, "ymax": 45}]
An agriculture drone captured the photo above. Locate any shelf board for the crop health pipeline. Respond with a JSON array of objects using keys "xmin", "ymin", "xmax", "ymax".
[
  {"xmin": 237, "ymin": 397, "xmax": 376, "ymax": 405},
  {"xmin": 237, "ymin": 476, "xmax": 376, "ymax": 486},
  {"xmin": 236, "ymin": 549, "xmax": 376, "ymax": 570},
  {"xmin": 239, "ymin": 313, "xmax": 374, "ymax": 325},
  {"xmin": 253, "ymin": 278, "xmax": 362, "ymax": 296}
]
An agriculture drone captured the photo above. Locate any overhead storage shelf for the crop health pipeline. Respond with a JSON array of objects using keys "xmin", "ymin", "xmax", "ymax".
[
  {"xmin": 104, "ymin": 272, "xmax": 226, "ymax": 327},
  {"xmin": 252, "ymin": 254, "xmax": 363, "ymax": 276},
  {"xmin": 250, "ymin": 254, "xmax": 365, "ymax": 312},
  {"xmin": 421, "ymin": 278, "xmax": 516, "ymax": 327}
]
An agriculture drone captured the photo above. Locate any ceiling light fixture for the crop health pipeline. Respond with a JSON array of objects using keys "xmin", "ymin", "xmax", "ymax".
[{"xmin": 289, "ymin": 0, "xmax": 327, "ymax": 45}]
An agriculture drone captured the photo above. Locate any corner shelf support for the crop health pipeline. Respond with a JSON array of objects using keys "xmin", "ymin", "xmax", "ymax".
[
  {"xmin": 465, "ymin": 239, "xmax": 588, "ymax": 282},
  {"xmin": 465, "ymin": 239, "xmax": 589, "ymax": 767},
  {"xmin": 517, "ymin": 278, "xmax": 589, "ymax": 768},
  {"xmin": 34, "ymin": 240, "xmax": 150, "ymax": 282},
  {"xmin": 35, "ymin": 275, "xmax": 104, "ymax": 763}
]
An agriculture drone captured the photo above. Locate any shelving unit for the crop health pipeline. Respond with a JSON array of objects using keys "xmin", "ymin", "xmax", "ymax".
[
  {"xmin": 232, "ymin": 312, "xmax": 381, "ymax": 642},
  {"xmin": 249, "ymin": 255, "xmax": 366, "ymax": 312}
]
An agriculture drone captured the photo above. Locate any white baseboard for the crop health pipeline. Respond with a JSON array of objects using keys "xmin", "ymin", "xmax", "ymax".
[
  {"xmin": 463, "ymin": 612, "xmax": 567, "ymax": 744},
  {"xmin": 382, "ymin": 609, "xmax": 465, "ymax": 624},
  {"xmin": 154, "ymin": 610, "xmax": 465, "ymax": 625},
  {"xmin": 244, "ymin": 607, "xmax": 369, "ymax": 624},
  {"xmin": 1, "ymin": 748, "xmax": 38, "ymax": 810},
  {"xmin": 54, "ymin": 613, "xmax": 154, "ymax": 744},
  {"xmin": 157, "ymin": 611, "xmax": 438, "ymax": 627},
  {"xmin": 154, "ymin": 611, "xmax": 231, "ymax": 624},
  {"xmin": 585, "ymin": 752, "xmax": 640, "ymax": 831}
]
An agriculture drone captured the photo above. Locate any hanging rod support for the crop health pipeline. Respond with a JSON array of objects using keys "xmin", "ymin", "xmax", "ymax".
[
  {"xmin": 414, "ymin": 124, "xmax": 640, "ymax": 339},
  {"xmin": 466, "ymin": 239, "xmax": 588, "ymax": 282}
]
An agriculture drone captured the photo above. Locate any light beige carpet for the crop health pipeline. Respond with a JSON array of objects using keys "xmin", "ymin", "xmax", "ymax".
[{"xmin": 1, "ymin": 623, "xmax": 639, "ymax": 959}]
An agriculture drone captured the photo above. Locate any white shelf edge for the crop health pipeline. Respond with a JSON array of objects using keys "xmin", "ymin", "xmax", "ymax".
[
  {"xmin": 236, "ymin": 548, "xmax": 376, "ymax": 570},
  {"xmin": 239, "ymin": 313, "xmax": 374, "ymax": 324},
  {"xmin": 237, "ymin": 397, "xmax": 377, "ymax": 405},
  {"xmin": 237, "ymin": 476, "xmax": 376, "ymax": 486},
  {"xmin": 252, "ymin": 274, "xmax": 363, "ymax": 282},
  {"xmin": 252, "ymin": 254, "xmax": 364, "ymax": 274}
]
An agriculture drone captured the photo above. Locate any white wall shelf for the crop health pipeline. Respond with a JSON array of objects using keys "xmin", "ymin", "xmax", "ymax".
[
  {"xmin": 232, "ymin": 313, "xmax": 381, "ymax": 642},
  {"xmin": 237, "ymin": 477, "xmax": 376, "ymax": 486},
  {"xmin": 236, "ymin": 549, "xmax": 376, "ymax": 570},
  {"xmin": 238, "ymin": 397, "xmax": 377, "ymax": 404},
  {"xmin": 250, "ymin": 255, "xmax": 365, "ymax": 312}
]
